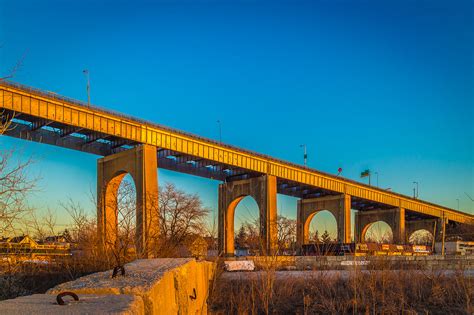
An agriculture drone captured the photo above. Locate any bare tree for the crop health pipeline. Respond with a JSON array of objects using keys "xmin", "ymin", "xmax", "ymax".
[
  {"xmin": 203, "ymin": 211, "xmax": 218, "ymax": 250},
  {"xmin": 247, "ymin": 220, "xmax": 261, "ymax": 251},
  {"xmin": 276, "ymin": 215, "xmax": 296, "ymax": 252},
  {"xmin": 0, "ymin": 47, "xmax": 26, "ymax": 81},
  {"xmin": 158, "ymin": 183, "xmax": 209, "ymax": 256},
  {"xmin": 61, "ymin": 198, "xmax": 93, "ymax": 244},
  {"xmin": 0, "ymin": 110, "xmax": 15, "ymax": 135},
  {"xmin": 0, "ymin": 61, "xmax": 37, "ymax": 235},
  {"xmin": 409, "ymin": 230, "xmax": 433, "ymax": 245},
  {"xmin": 0, "ymin": 149, "xmax": 37, "ymax": 236},
  {"xmin": 27, "ymin": 208, "xmax": 57, "ymax": 240},
  {"xmin": 365, "ymin": 222, "xmax": 393, "ymax": 244}
]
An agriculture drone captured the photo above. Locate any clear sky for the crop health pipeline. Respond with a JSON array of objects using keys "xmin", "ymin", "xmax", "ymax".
[{"xmin": 1, "ymin": 0, "xmax": 473, "ymax": 237}]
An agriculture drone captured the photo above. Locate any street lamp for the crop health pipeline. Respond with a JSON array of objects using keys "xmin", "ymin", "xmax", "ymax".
[
  {"xmin": 413, "ymin": 181, "xmax": 419, "ymax": 199},
  {"xmin": 83, "ymin": 69, "xmax": 90, "ymax": 107},
  {"xmin": 374, "ymin": 172, "xmax": 379, "ymax": 187},
  {"xmin": 456, "ymin": 198, "xmax": 460, "ymax": 211},
  {"xmin": 299, "ymin": 144, "xmax": 307, "ymax": 167}
]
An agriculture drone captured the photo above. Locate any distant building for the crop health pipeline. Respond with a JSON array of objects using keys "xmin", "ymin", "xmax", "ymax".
[
  {"xmin": 0, "ymin": 235, "xmax": 71, "ymax": 259},
  {"xmin": 43, "ymin": 235, "xmax": 68, "ymax": 244},
  {"xmin": 435, "ymin": 241, "xmax": 474, "ymax": 255}
]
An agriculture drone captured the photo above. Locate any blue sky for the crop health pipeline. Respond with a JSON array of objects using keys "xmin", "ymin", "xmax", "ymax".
[{"xmin": 1, "ymin": 0, "xmax": 473, "ymax": 237}]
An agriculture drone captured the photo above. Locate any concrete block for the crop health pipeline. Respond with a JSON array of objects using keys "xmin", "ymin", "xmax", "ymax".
[
  {"xmin": 0, "ymin": 293, "xmax": 144, "ymax": 315},
  {"xmin": 48, "ymin": 258, "xmax": 215, "ymax": 315},
  {"xmin": 224, "ymin": 260, "xmax": 255, "ymax": 271}
]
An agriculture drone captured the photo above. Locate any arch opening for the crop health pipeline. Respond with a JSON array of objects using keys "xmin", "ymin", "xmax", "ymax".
[
  {"xmin": 117, "ymin": 174, "xmax": 137, "ymax": 250},
  {"xmin": 103, "ymin": 172, "xmax": 138, "ymax": 253},
  {"xmin": 307, "ymin": 210, "xmax": 337, "ymax": 244},
  {"xmin": 408, "ymin": 229, "xmax": 433, "ymax": 245},
  {"xmin": 363, "ymin": 221, "xmax": 393, "ymax": 243},
  {"xmin": 229, "ymin": 195, "xmax": 260, "ymax": 256}
]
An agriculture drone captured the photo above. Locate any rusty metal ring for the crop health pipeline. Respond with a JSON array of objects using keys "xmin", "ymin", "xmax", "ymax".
[
  {"xmin": 56, "ymin": 291, "xmax": 79, "ymax": 305},
  {"xmin": 112, "ymin": 265, "xmax": 125, "ymax": 278}
]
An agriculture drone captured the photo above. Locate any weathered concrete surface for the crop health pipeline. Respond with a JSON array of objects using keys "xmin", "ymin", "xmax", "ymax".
[
  {"xmin": 48, "ymin": 258, "xmax": 215, "ymax": 315},
  {"xmin": 0, "ymin": 293, "xmax": 144, "ymax": 315}
]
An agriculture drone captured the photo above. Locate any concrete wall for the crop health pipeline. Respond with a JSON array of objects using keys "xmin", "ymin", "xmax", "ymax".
[
  {"xmin": 228, "ymin": 255, "xmax": 474, "ymax": 271},
  {"xmin": 0, "ymin": 258, "xmax": 215, "ymax": 315},
  {"xmin": 295, "ymin": 255, "xmax": 474, "ymax": 271}
]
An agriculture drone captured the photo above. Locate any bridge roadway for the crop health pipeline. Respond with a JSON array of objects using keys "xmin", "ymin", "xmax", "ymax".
[{"xmin": 1, "ymin": 80, "xmax": 473, "ymax": 256}]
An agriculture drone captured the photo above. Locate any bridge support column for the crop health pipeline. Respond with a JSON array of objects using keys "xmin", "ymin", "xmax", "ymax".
[
  {"xmin": 296, "ymin": 194, "xmax": 352, "ymax": 250},
  {"xmin": 218, "ymin": 175, "xmax": 277, "ymax": 256},
  {"xmin": 355, "ymin": 207, "xmax": 406, "ymax": 244},
  {"xmin": 97, "ymin": 144, "xmax": 159, "ymax": 258}
]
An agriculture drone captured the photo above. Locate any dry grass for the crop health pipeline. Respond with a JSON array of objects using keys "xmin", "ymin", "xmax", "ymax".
[
  {"xmin": 0, "ymin": 256, "xmax": 108, "ymax": 300},
  {"xmin": 208, "ymin": 263, "xmax": 473, "ymax": 314}
]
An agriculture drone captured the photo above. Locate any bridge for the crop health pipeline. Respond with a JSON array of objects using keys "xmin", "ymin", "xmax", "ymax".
[{"xmin": 1, "ymin": 80, "xmax": 473, "ymax": 257}]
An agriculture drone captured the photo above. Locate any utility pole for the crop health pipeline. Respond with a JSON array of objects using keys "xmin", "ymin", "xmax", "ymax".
[
  {"xmin": 431, "ymin": 220, "xmax": 437, "ymax": 253},
  {"xmin": 300, "ymin": 144, "xmax": 307, "ymax": 167},
  {"xmin": 441, "ymin": 212, "xmax": 446, "ymax": 256},
  {"xmin": 216, "ymin": 120, "xmax": 222, "ymax": 143},
  {"xmin": 413, "ymin": 181, "xmax": 419, "ymax": 199},
  {"xmin": 83, "ymin": 69, "xmax": 90, "ymax": 107}
]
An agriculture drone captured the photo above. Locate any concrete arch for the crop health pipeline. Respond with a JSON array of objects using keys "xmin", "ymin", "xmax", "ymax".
[
  {"xmin": 362, "ymin": 220, "xmax": 393, "ymax": 243},
  {"xmin": 355, "ymin": 208, "xmax": 405, "ymax": 244},
  {"xmin": 225, "ymin": 195, "xmax": 261, "ymax": 255},
  {"xmin": 97, "ymin": 145, "xmax": 159, "ymax": 258},
  {"xmin": 303, "ymin": 210, "xmax": 338, "ymax": 243},
  {"xmin": 296, "ymin": 194, "xmax": 351, "ymax": 249},
  {"xmin": 100, "ymin": 171, "xmax": 128, "ymax": 248},
  {"xmin": 218, "ymin": 175, "xmax": 277, "ymax": 256}
]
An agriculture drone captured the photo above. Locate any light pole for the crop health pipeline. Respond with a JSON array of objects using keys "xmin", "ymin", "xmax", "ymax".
[
  {"xmin": 216, "ymin": 120, "xmax": 222, "ymax": 143},
  {"xmin": 374, "ymin": 172, "xmax": 379, "ymax": 187},
  {"xmin": 456, "ymin": 198, "xmax": 460, "ymax": 211},
  {"xmin": 300, "ymin": 144, "xmax": 307, "ymax": 167},
  {"xmin": 413, "ymin": 181, "xmax": 419, "ymax": 199},
  {"xmin": 83, "ymin": 69, "xmax": 90, "ymax": 107},
  {"xmin": 360, "ymin": 170, "xmax": 371, "ymax": 185}
]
